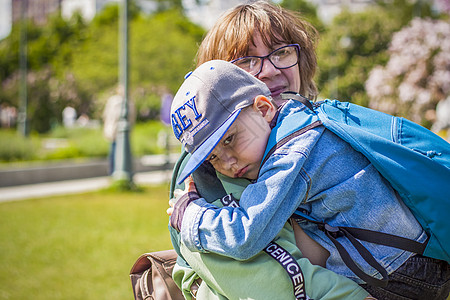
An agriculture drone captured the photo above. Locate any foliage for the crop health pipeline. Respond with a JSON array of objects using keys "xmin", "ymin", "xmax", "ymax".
[
  {"xmin": 90, "ymin": 7, "xmax": 202, "ymax": 116},
  {"xmin": 0, "ymin": 4, "xmax": 204, "ymax": 133},
  {"xmin": 0, "ymin": 121, "xmax": 170, "ymax": 163},
  {"xmin": 2, "ymin": 0, "xmax": 447, "ymax": 135},
  {"xmin": 0, "ymin": 130, "xmax": 39, "ymax": 162},
  {"xmin": 365, "ymin": 18, "xmax": 450, "ymax": 127},
  {"xmin": 0, "ymin": 185, "xmax": 173, "ymax": 299},
  {"xmin": 125, "ymin": 9, "xmax": 204, "ymax": 120},
  {"xmin": 0, "ymin": 12, "xmax": 87, "ymax": 83},
  {"xmin": 132, "ymin": 120, "xmax": 170, "ymax": 156},
  {"xmin": 0, "ymin": 12, "xmax": 91, "ymax": 132},
  {"xmin": 374, "ymin": 0, "xmax": 436, "ymax": 23},
  {"xmin": 316, "ymin": 0, "xmax": 438, "ymax": 107},
  {"xmin": 64, "ymin": 6, "xmax": 203, "ymax": 123},
  {"xmin": 279, "ymin": 0, "xmax": 325, "ymax": 32},
  {"xmin": 39, "ymin": 126, "xmax": 109, "ymax": 160}
]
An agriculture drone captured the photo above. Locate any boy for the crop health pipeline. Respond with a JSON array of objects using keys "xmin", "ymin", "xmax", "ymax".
[
  {"xmin": 169, "ymin": 60, "xmax": 449, "ymax": 299},
  {"xmin": 169, "ymin": 60, "xmax": 371, "ymax": 300}
]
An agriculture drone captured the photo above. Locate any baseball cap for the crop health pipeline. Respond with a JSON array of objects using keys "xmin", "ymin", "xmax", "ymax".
[{"xmin": 170, "ymin": 60, "xmax": 271, "ymax": 184}]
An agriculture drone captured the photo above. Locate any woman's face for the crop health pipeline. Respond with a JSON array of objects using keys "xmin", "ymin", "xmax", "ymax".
[{"xmin": 248, "ymin": 32, "xmax": 301, "ymax": 105}]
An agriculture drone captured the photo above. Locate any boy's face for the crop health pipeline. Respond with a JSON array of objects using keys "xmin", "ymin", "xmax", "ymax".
[{"xmin": 206, "ymin": 96, "xmax": 275, "ymax": 180}]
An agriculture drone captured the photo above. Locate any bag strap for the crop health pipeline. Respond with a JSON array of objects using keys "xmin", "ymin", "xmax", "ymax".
[
  {"xmin": 170, "ymin": 150, "xmax": 190, "ymax": 198},
  {"xmin": 281, "ymin": 92, "xmax": 315, "ymax": 112},
  {"xmin": 293, "ymin": 211, "xmax": 428, "ymax": 287},
  {"xmin": 263, "ymin": 241, "xmax": 308, "ymax": 300},
  {"xmin": 261, "ymin": 93, "xmax": 322, "ymax": 168},
  {"xmin": 271, "ymin": 94, "xmax": 430, "ymax": 286},
  {"xmin": 261, "ymin": 121, "xmax": 322, "ymax": 168},
  {"xmin": 219, "ymin": 196, "xmax": 308, "ymax": 300}
]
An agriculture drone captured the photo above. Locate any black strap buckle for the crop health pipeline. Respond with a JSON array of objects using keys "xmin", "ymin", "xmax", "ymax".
[
  {"xmin": 325, "ymin": 224, "xmax": 343, "ymax": 239},
  {"xmin": 318, "ymin": 223, "xmax": 343, "ymax": 239}
]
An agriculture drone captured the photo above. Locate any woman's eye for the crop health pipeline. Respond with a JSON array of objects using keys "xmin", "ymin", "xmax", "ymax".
[
  {"xmin": 277, "ymin": 49, "xmax": 289, "ymax": 56},
  {"xmin": 239, "ymin": 57, "xmax": 258, "ymax": 68}
]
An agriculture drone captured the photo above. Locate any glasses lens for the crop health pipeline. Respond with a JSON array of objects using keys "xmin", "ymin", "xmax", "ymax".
[
  {"xmin": 232, "ymin": 57, "xmax": 261, "ymax": 76},
  {"xmin": 231, "ymin": 45, "xmax": 299, "ymax": 76},
  {"xmin": 269, "ymin": 46, "xmax": 299, "ymax": 69}
]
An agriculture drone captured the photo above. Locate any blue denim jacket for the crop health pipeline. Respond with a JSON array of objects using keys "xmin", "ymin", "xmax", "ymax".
[{"xmin": 181, "ymin": 100, "xmax": 427, "ymax": 283}]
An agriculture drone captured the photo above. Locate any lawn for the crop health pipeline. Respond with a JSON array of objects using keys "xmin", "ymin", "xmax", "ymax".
[
  {"xmin": 0, "ymin": 184, "xmax": 173, "ymax": 300},
  {"xmin": 2, "ymin": 184, "xmax": 449, "ymax": 300}
]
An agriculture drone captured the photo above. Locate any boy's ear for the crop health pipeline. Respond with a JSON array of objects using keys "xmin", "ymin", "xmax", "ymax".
[{"xmin": 253, "ymin": 95, "xmax": 276, "ymax": 122}]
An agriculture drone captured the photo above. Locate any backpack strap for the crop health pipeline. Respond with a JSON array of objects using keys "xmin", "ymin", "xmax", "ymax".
[
  {"xmin": 261, "ymin": 94, "xmax": 322, "ymax": 168},
  {"xmin": 261, "ymin": 120, "xmax": 322, "ymax": 167},
  {"xmin": 271, "ymin": 95, "xmax": 432, "ymax": 286},
  {"xmin": 281, "ymin": 92, "xmax": 315, "ymax": 112},
  {"xmin": 292, "ymin": 211, "xmax": 428, "ymax": 287}
]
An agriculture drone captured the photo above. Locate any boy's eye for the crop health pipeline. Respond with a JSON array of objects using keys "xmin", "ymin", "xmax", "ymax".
[
  {"xmin": 223, "ymin": 134, "xmax": 234, "ymax": 145},
  {"xmin": 208, "ymin": 154, "xmax": 217, "ymax": 162}
]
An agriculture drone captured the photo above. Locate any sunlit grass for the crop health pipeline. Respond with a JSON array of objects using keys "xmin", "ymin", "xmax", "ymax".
[{"xmin": 0, "ymin": 184, "xmax": 173, "ymax": 300}]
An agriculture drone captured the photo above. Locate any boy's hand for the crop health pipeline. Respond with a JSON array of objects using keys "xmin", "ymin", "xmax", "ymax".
[{"xmin": 168, "ymin": 176, "xmax": 200, "ymax": 232}]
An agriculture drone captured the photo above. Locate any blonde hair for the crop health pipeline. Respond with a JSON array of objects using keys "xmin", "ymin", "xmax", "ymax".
[{"xmin": 196, "ymin": 1, "xmax": 319, "ymax": 99}]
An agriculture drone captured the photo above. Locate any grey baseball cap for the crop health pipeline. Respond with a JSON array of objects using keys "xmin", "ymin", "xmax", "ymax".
[{"xmin": 171, "ymin": 60, "xmax": 271, "ymax": 184}]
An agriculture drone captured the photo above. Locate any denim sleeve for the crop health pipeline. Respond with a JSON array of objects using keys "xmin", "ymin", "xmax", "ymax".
[{"xmin": 181, "ymin": 140, "xmax": 314, "ymax": 260}]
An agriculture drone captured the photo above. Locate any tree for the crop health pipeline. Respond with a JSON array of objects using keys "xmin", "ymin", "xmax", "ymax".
[
  {"xmin": 316, "ymin": 0, "xmax": 438, "ymax": 106},
  {"xmin": 0, "ymin": 3, "xmax": 204, "ymax": 132},
  {"xmin": 279, "ymin": 0, "xmax": 324, "ymax": 32},
  {"xmin": 365, "ymin": 18, "xmax": 450, "ymax": 128},
  {"xmin": 128, "ymin": 9, "xmax": 204, "ymax": 120},
  {"xmin": 0, "ymin": 12, "xmax": 89, "ymax": 132},
  {"xmin": 68, "ymin": 7, "xmax": 204, "ymax": 121}
]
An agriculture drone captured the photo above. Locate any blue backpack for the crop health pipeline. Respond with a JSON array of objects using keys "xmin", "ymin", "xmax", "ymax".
[{"xmin": 263, "ymin": 92, "xmax": 450, "ymax": 286}]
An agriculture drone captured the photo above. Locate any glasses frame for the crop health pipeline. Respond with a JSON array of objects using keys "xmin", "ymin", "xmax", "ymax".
[{"xmin": 230, "ymin": 44, "xmax": 301, "ymax": 76}]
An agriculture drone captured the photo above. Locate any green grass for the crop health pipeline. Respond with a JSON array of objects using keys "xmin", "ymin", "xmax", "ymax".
[
  {"xmin": 0, "ymin": 184, "xmax": 173, "ymax": 300},
  {"xmin": 1, "ymin": 187, "xmax": 449, "ymax": 300}
]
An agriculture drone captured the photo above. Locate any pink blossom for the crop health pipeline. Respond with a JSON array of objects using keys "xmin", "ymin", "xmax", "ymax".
[{"xmin": 365, "ymin": 18, "xmax": 450, "ymax": 126}]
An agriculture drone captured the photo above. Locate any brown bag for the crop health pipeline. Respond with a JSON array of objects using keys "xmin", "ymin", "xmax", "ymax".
[{"xmin": 130, "ymin": 250, "xmax": 185, "ymax": 300}]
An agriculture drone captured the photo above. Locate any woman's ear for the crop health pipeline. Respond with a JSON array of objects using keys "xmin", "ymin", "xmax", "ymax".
[{"xmin": 253, "ymin": 95, "xmax": 277, "ymax": 122}]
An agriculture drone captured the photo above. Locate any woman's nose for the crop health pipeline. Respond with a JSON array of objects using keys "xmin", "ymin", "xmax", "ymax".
[{"xmin": 257, "ymin": 58, "xmax": 281, "ymax": 79}]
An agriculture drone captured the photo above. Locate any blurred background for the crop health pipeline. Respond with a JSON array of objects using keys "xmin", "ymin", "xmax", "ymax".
[
  {"xmin": 0, "ymin": 1, "xmax": 449, "ymax": 299},
  {"xmin": 0, "ymin": 0, "xmax": 449, "ymax": 167}
]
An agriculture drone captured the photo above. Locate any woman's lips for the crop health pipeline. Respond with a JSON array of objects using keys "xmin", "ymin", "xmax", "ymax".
[{"xmin": 269, "ymin": 86, "xmax": 285, "ymax": 98}]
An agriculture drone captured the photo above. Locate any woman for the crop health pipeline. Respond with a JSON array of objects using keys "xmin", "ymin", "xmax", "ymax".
[{"xmin": 168, "ymin": 2, "xmax": 373, "ymax": 299}]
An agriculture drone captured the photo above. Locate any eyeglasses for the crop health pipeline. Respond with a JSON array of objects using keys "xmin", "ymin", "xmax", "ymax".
[{"xmin": 230, "ymin": 44, "xmax": 300, "ymax": 76}]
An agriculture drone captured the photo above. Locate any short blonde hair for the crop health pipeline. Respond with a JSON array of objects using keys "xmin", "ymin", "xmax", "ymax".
[{"xmin": 196, "ymin": 1, "xmax": 319, "ymax": 99}]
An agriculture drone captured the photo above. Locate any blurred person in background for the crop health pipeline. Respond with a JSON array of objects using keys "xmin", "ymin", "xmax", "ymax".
[{"xmin": 103, "ymin": 84, "xmax": 135, "ymax": 175}]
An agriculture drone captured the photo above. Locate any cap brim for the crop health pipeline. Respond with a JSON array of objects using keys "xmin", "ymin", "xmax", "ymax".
[{"xmin": 176, "ymin": 109, "xmax": 242, "ymax": 185}]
